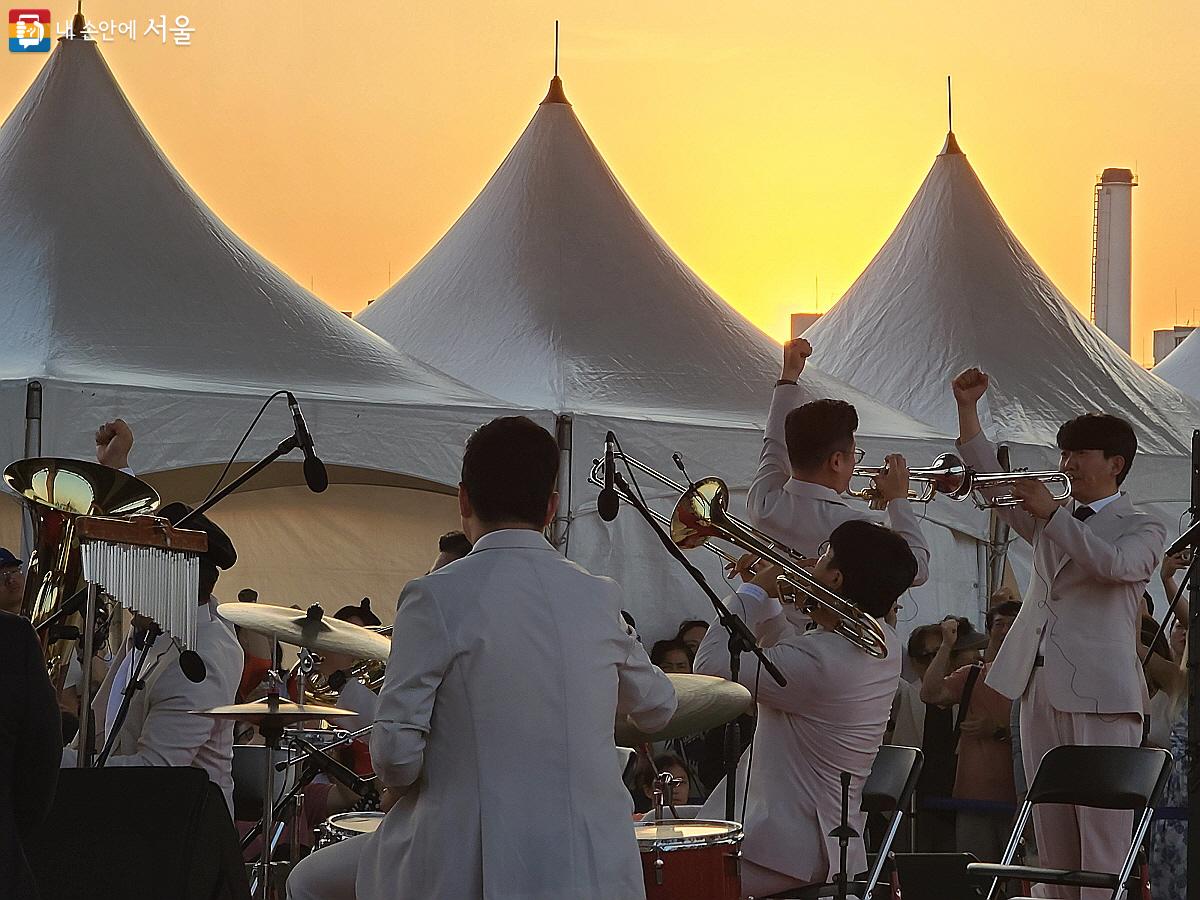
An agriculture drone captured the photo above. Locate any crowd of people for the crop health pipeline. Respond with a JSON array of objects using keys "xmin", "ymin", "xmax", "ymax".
[{"xmin": 0, "ymin": 335, "xmax": 1194, "ymax": 900}]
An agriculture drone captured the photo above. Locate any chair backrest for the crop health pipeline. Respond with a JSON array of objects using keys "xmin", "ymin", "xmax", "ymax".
[
  {"xmin": 862, "ymin": 744, "xmax": 923, "ymax": 814},
  {"xmin": 1026, "ymin": 745, "xmax": 1171, "ymax": 811}
]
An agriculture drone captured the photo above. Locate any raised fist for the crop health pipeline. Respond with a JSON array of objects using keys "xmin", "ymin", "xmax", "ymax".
[
  {"xmin": 781, "ymin": 338, "xmax": 813, "ymax": 382},
  {"xmin": 951, "ymin": 368, "xmax": 989, "ymax": 405},
  {"xmin": 95, "ymin": 419, "xmax": 134, "ymax": 470}
]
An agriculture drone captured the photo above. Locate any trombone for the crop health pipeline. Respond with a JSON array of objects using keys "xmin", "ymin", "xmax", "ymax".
[
  {"xmin": 850, "ymin": 453, "xmax": 971, "ymax": 509},
  {"xmin": 590, "ymin": 453, "xmax": 890, "ymax": 658},
  {"xmin": 586, "ymin": 457, "xmax": 797, "ymax": 574}
]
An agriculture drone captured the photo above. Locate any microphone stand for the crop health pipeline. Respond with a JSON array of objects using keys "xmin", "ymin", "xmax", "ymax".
[
  {"xmin": 96, "ymin": 627, "xmax": 161, "ymax": 767},
  {"xmin": 178, "ymin": 434, "xmax": 302, "ymax": 527},
  {"xmin": 612, "ymin": 472, "xmax": 785, "ymax": 823}
]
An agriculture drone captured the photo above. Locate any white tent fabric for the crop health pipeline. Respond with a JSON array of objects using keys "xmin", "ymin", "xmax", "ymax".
[
  {"xmin": 358, "ymin": 78, "xmax": 987, "ymax": 641},
  {"xmin": 804, "ymin": 133, "xmax": 1200, "ymax": 509},
  {"xmin": 1154, "ymin": 330, "xmax": 1200, "ymax": 402},
  {"xmin": 0, "ymin": 39, "xmax": 529, "ymax": 604}
]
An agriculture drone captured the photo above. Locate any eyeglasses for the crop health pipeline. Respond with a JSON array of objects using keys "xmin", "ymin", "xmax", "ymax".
[
  {"xmin": 854, "ymin": 448, "xmax": 865, "ymax": 464},
  {"xmin": 817, "ymin": 540, "xmax": 831, "ymax": 558}
]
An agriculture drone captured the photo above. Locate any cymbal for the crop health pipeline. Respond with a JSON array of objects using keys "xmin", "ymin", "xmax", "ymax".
[
  {"xmin": 192, "ymin": 699, "xmax": 356, "ymax": 726},
  {"xmin": 616, "ymin": 674, "xmax": 753, "ymax": 747},
  {"xmin": 217, "ymin": 602, "xmax": 391, "ymax": 662}
]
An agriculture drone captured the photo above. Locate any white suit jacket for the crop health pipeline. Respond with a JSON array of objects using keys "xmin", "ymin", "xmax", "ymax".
[
  {"xmin": 62, "ymin": 600, "xmax": 243, "ymax": 810},
  {"xmin": 356, "ymin": 529, "xmax": 677, "ymax": 900},
  {"xmin": 748, "ymin": 383, "xmax": 930, "ymax": 585},
  {"xmin": 959, "ymin": 432, "xmax": 1165, "ymax": 715},
  {"xmin": 695, "ymin": 586, "xmax": 901, "ymax": 885}
]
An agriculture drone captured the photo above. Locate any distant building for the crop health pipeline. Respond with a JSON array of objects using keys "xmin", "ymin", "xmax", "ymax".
[
  {"xmin": 791, "ymin": 312, "xmax": 822, "ymax": 339},
  {"xmin": 1154, "ymin": 326, "xmax": 1196, "ymax": 366},
  {"xmin": 1091, "ymin": 168, "xmax": 1136, "ymax": 354}
]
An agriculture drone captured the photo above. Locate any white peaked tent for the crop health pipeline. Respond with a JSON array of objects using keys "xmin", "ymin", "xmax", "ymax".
[
  {"xmin": 804, "ymin": 132, "xmax": 1199, "ymax": 590},
  {"xmin": 0, "ymin": 37, "xmax": 529, "ymax": 610},
  {"xmin": 1153, "ymin": 333, "xmax": 1200, "ymax": 403},
  {"xmin": 359, "ymin": 78, "xmax": 988, "ymax": 641},
  {"xmin": 805, "ymin": 133, "xmax": 1199, "ymax": 502}
]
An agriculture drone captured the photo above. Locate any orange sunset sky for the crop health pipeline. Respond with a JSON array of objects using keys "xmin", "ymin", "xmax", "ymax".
[{"xmin": 3, "ymin": 1, "xmax": 1197, "ymax": 367}]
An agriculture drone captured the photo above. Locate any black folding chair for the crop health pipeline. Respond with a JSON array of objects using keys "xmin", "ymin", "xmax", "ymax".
[
  {"xmin": 966, "ymin": 745, "xmax": 1171, "ymax": 900},
  {"xmin": 758, "ymin": 744, "xmax": 924, "ymax": 899}
]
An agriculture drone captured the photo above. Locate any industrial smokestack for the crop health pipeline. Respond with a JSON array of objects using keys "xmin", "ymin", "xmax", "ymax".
[{"xmin": 1091, "ymin": 167, "xmax": 1136, "ymax": 354}]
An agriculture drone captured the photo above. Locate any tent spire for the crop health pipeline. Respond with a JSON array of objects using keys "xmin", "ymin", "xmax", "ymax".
[
  {"xmin": 941, "ymin": 75, "xmax": 962, "ymax": 155},
  {"xmin": 541, "ymin": 20, "xmax": 571, "ymax": 105},
  {"xmin": 68, "ymin": 1, "xmax": 88, "ymax": 40}
]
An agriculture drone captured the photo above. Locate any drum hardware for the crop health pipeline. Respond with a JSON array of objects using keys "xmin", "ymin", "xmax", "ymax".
[
  {"xmin": 651, "ymin": 771, "xmax": 684, "ymax": 830},
  {"xmin": 195, "ymin": 670, "xmax": 355, "ymax": 900},
  {"xmin": 313, "ymin": 812, "xmax": 385, "ymax": 850}
]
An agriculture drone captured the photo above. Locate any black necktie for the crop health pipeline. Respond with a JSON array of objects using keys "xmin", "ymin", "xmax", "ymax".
[{"xmin": 1073, "ymin": 505, "xmax": 1095, "ymax": 522}]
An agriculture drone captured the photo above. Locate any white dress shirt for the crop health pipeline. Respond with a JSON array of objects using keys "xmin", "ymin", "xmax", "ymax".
[{"xmin": 695, "ymin": 584, "xmax": 901, "ymax": 885}]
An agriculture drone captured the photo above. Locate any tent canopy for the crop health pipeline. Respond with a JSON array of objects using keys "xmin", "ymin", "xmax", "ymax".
[
  {"xmin": 358, "ymin": 77, "xmax": 950, "ymax": 443},
  {"xmin": 0, "ymin": 38, "xmax": 518, "ymax": 487},
  {"xmin": 803, "ymin": 132, "xmax": 1200, "ymax": 504}
]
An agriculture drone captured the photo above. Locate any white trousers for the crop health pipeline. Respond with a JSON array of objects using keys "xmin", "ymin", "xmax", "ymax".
[
  {"xmin": 1020, "ymin": 670, "xmax": 1141, "ymax": 900},
  {"xmin": 285, "ymin": 834, "xmax": 364, "ymax": 900}
]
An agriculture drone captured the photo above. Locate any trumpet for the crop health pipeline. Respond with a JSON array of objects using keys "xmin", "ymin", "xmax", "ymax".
[
  {"xmin": 850, "ymin": 453, "xmax": 971, "ymax": 509},
  {"xmin": 591, "ymin": 452, "xmax": 889, "ymax": 658},
  {"xmin": 967, "ymin": 470, "xmax": 1072, "ymax": 508}
]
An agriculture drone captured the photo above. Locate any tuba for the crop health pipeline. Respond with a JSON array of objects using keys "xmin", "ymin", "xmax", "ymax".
[{"xmin": 3, "ymin": 457, "xmax": 159, "ymax": 687}]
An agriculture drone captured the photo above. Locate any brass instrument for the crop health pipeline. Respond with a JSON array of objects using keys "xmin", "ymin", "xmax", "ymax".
[
  {"xmin": 3, "ymin": 457, "xmax": 159, "ymax": 687},
  {"xmin": 587, "ymin": 457, "xmax": 777, "ymax": 572},
  {"xmin": 967, "ymin": 469, "xmax": 1072, "ymax": 508},
  {"xmin": 298, "ymin": 658, "xmax": 386, "ymax": 705},
  {"xmin": 850, "ymin": 453, "xmax": 971, "ymax": 509},
  {"xmin": 592, "ymin": 452, "xmax": 888, "ymax": 658}
]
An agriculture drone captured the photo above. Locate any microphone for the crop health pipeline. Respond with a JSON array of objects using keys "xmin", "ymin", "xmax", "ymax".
[
  {"xmin": 598, "ymin": 431, "xmax": 619, "ymax": 522},
  {"xmin": 286, "ymin": 392, "xmax": 329, "ymax": 493},
  {"xmin": 178, "ymin": 648, "xmax": 207, "ymax": 683},
  {"xmin": 1166, "ymin": 518, "xmax": 1200, "ymax": 558}
]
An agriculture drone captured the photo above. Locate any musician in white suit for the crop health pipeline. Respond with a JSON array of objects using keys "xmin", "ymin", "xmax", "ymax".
[
  {"xmin": 286, "ymin": 416, "xmax": 677, "ymax": 900},
  {"xmin": 748, "ymin": 338, "xmax": 930, "ymax": 585},
  {"xmin": 695, "ymin": 519, "xmax": 914, "ymax": 899},
  {"xmin": 952, "ymin": 368, "xmax": 1166, "ymax": 900}
]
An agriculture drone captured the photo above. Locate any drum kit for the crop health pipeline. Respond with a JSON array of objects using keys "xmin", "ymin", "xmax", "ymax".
[{"xmin": 192, "ymin": 602, "xmax": 756, "ymax": 899}]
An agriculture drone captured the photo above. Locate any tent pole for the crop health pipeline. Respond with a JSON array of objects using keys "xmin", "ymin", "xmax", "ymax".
[
  {"xmin": 551, "ymin": 414, "xmax": 572, "ymax": 553},
  {"xmin": 21, "ymin": 381, "xmax": 42, "ymax": 560}
]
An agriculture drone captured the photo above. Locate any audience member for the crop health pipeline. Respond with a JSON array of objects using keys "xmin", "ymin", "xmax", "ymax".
[
  {"xmin": 921, "ymin": 603, "xmax": 1021, "ymax": 861},
  {"xmin": 632, "ymin": 753, "xmax": 691, "ymax": 815},
  {"xmin": 675, "ymin": 619, "xmax": 709, "ymax": 656},
  {"xmin": 0, "ymin": 548, "xmax": 24, "ymax": 615},
  {"xmin": 649, "ymin": 639, "xmax": 693, "ymax": 674},
  {"xmin": 430, "ymin": 530, "xmax": 473, "ymax": 572},
  {"xmin": 909, "ymin": 618, "xmax": 988, "ymax": 852}
]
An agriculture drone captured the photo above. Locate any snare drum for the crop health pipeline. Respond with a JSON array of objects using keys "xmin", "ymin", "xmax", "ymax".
[
  {"xmin": 634, "ymin": 819, "xmax": 742, "ymax": 900},
  {"xmin": 313, "ymin": 812, "xmax": 385, "ymax": 850}
]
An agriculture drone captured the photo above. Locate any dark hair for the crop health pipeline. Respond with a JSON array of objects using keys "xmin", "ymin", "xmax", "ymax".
[
  {"xmin": 784, "ymin": 399, "xmax": 858, "ymax": 471},
  {"xmin": 1056, "ymin": 413, "xmax": 1137, "ymax": 485},
  {"xmin": 826, "ymin": 519, "xmax": 917, "ymax": 618},
  {"xmin": 238, "ymin": 588, "xmax": 258, "ymax": 602},
  {"xmin": 461, "ymin": 416, "xmax": 559, "ymax": 526},
  {"xmin": 675, "ymin": 619, "xmax": 708, "ymax": 638},
  {"xmin": 335, "ymin": 598, "xmax": 381, "ymax": 627},
  {"xmin": 1141, "ymin": 614, "xmax": 1172, "ymax": 664},
  {"xmin": 986, "ymin": 600, "xmax": 1022, "ymax": 631},
  {"xmin": 906, "ymin": 624, "xmax": 940, "ymax": 660},
  {"xmin": 438, "ymin": 531, "xmax": 473, "ymax": 560},
  {"xmin": 649, "ymin": 639, "xmax": 693, "ymax": 668}
]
